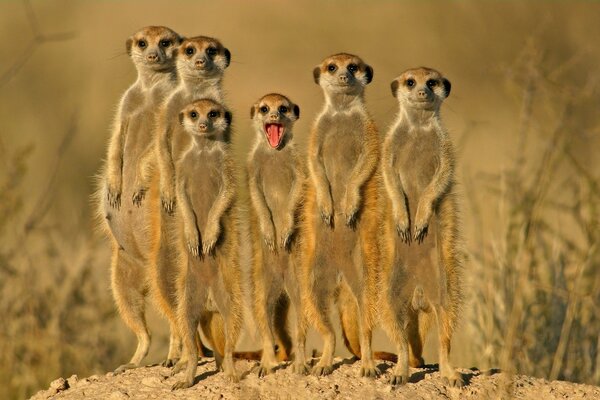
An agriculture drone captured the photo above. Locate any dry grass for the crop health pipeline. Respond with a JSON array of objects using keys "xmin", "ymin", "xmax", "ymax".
[{"xmin": 0, "ymin": 1, "xmax": 599, "ymax": 399}]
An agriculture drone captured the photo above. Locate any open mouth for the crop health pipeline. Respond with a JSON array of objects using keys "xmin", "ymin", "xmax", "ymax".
[{"xmin": 264, "ymin": 123, "xmax": 285, "ymax": 149}]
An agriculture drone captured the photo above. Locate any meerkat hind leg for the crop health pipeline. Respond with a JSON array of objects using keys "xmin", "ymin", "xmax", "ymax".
[
  {"xmin": 434, "ymin": 305, "xmax": 463, "ymax": 387},
  {"xmin": 112, "ymin": 252, "xmax": 151, "ymax": 374},
  {"xmin": 309, "ymin": 287, "xmax": 336, "ymax": 376},
  {"xmin": 255, "ymin": 286, "xmax": 280, "ymax": 377}
]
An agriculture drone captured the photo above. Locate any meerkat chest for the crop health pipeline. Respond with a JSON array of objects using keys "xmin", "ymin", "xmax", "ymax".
[
  {"xmin": 256, "ymin": 151, "xmax": 296, "ymax": 214},
  {"xmin": 396, "ymin": 127, "xmax": 440, "ymax": 197},
  {"xmin": 320, "ymin": 113, "xmax": 364, "ymax": 176},
  {"xmin": 179, "ymin": 149, "xmax": 225, "ymax": 214}
]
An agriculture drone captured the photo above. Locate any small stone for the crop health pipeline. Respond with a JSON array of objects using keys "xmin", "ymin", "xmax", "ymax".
[
  {"xmin": 50, "ymin": 377, "xmax": 69, "ymax": 392},
  {"xmin": 141, "ymin": 377, "xmax": 163, "ymax": 387},
  {"xmin": 109, "ymin": 390, "xmax": 129, "ymax": 399},
  {"xmin": 67, "ymin": 375, "xmax": 79, "ymax": 386}
]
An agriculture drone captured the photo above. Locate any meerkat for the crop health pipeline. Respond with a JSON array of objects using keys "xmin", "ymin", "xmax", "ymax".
[
  {"xmin": 96, "ymin": 25, "xmax": 207, "ymax": 373},
  {"xmin": 379, "ymin": 67, "xmax": 463, "ymax": 386},
  {"xmin": 246, "ymin": 93, "xmax": 308, "ymax": 376},
  {"xmin": 170, "ymin": 99, "xmax": 243, "ymax": 390},
  {"xmin": 299, "ymin": 53, "xmax": 382, "ymax": 378}
]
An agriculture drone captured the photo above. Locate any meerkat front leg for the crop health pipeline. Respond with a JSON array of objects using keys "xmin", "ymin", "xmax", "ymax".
[
  {"xmin": 106, "ymin": 115, "xmax": 129, "ymax": 210},
  {"xmin": 203, "ymin": 159, "xmax": 236, "ymax": 255},
  {"xmin": 131, "ymin": 143, "xmax": 154, "ymax": 206},
  {"xmin": 414, "ymin": 140, "xmax": 454, "ymax": 243},
  {"xmin": 342, "ymin": 123, "xmax": 378, "ymax": 226},
  {"xmin": 248, "ymin": 169, "xmax": 276, "ymax": 251},
  {"xmin": 157, "ymin": 120, "xmax": 177, "ymax": 214},
  {"xmin": 281, "ymin": 175, "xmax": 303, "ymax": 249},
  {"xmin": 382, "ymin": 135, "xmax": 411, "ymax": 244},
  {"xmin": 308, "ymin": 127, "xmax": 333, "ymax": 225},
  {"xmin": 177, "ymin": 178, "xmax": 201, "ymax": 258}
]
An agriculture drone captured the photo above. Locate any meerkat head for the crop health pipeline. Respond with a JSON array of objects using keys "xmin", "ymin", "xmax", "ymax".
[
  {"xmin": 250, "ymin": 93, "xmax": 300, "ymax": 150},
  {"xmin": 126, "ymin": 26, "xmax": 182, "ymax": 72},
  {"xmin": 176, "ymin": 36, "xmax": 231, "ymax": 80},
  {"xmin": 179, "ymin": 99, "xmax": 232, "ymax": 140},
  {"xmin": 313, "ymin": 53, "xmax": 373, "ymax": 95},
  {"xmin": 390, "ymin": 67, "xmax": 451, "ymax": 111}
]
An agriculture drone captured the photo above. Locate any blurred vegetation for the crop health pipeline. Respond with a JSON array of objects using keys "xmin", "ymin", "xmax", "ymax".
[{"xmin": 0, "ymin": 0, "xmax": 598, "ymax": 398}]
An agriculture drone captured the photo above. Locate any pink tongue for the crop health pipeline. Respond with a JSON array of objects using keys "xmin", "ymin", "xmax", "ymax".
[{"xmin": 267, "ymin": 124, "xmax": 281, "ymax": 148}]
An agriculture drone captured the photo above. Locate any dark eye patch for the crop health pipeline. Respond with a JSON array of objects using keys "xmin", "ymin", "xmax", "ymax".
[
  {"xmin": 208, "ymin": 110, "xmax": 220, "ymax": 118},
  {"xmin": 206, "ymin": 47, "xmax": 217, "ymax": 56},
  {"xmin": 406, "ymin": 78, "xmax": 415, "ymax": 88},
  {"xmin": 190, "ymin": 111, "xmax": 198, "ymax": 118},
  {"xmin": 185, "ymin": 46, "xmax": 195, "ymax": 55},
  {"xmin": 138, "ymin": 40, "xmax": 147, "ymax": 48},
  {"xmin": 160, "ymin": 39, "xmax": 172, "ymax": 47},
  {"xmin": 327, "ymin": 64, "xmax": 337, "ymax": 72},
  {"xmin": 278, "ymin": 105, "xmax": 288, "ymax": 113},
  {"xmin": 426, "ymin": 79, "xmax": 438, "ymax": 89},
  {"xmin": 347, "ymin": 63, "xmax": 358, "ymax": 73},
  {"xmin": 260, "ymin": 105, "xmax": 269, "ymax": 114}
]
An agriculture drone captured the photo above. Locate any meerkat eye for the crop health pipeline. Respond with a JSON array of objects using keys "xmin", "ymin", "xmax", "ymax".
[
  {"xmin": 160, "ymin": 39, "xmax": 172, "ymax": 47},
  {"xmin": 208, "ymin": 110, "xmax": 219, "ymax": 118},
  {"xmin": 347, "ymin": 64, "xmax": 358, "ymax": 73},
  {"xmin": 278, "ymin": 105, "xmax": 288, "ymax": 113},
  {"xmin": 206, "ymin": 47, "xmax": 217, "ymax": 56},
  {"xmin": 327, "ymin": 64, "xmax": 337, "ymax": 72},
  {"xmin": 426, "ymin": 79, "xmax": 438, "ymax": 89},
  {"xmin": 406, "ymin": 79, "xmax": 415, "ymax": 88},
  {"xmin": 185, "ymin": 47, "xmax": 195, "ymax": 55},
  {"xmin": 190, "ymin": 111, "xmax": 198, "ymax": 119},
  {"xmin": 138, "ymin": 40, "xmax": 147, "ymax": 48},
  {"xmin": 260, "ymin": 106, "xmax": 269, "ymax": 114}
]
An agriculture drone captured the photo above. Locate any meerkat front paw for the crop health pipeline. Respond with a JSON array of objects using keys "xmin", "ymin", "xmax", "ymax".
[
  {"xmin": 261, "ymin": 224, "xmax": 276, "ymax": 252},
  {"xmin": 292, "ymin": 361, "xmax": 310, "ymax": 375},
  {"xmin": 342, "ymin": 189, "xmax": 361, "ymax": 227},
  {"xmin": 280, "ymin": 225, "xmax": 295, "ymax": 250},
  {"xmin": 160, "ymin": 186, "xmax": 176, "ymax": 214},
  {"xmin": 413, "ymin": 200, "xmax": 432, "ymax": 243},
  {"xmin": 359, "ymin": 363, "xmax": 381, "ymax": 378},
  {"xmin": 171, "ymin": 379, "xmax": 193, "ymax": 390},
  {"xmin": 394, "ymin": 209, "xmax": 411, "ymax": 244},
  {"xmin": 107, "ymin": 181, "xmax": 122, "ymax": 209},
  {"xmin": 202, "ymin": 222, "xmax": 221, "ymax": 255},
  {"xmin": 131, "ymin": 186, "xmax": 147, "ymax": 207},
  {"xmin": 185, "ymin": 231, "xmax": 201, "ymax": 258}
]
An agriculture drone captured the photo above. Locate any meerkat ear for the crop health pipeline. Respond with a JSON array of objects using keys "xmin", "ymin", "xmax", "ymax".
[
  {"xmin": 391, "ymin": 80, "xmax": 399, "ymax": 98},
  {"xmin": 179, "ymin": 112, "xmax": 185, "ymax": 125},
  {"xmin": 442, "ymin": 78, "xmax": 451, "ymax": 98},
  {"xmin": 293, "ymin": 104, "xmax": 300, "ymax": 119},
  {"xmin": 224, "ymin": 48, "xmax": 231, "ymax": 68},
  {"xmin": 126, "ymin": 37, "xmax": 133, "ymax": 56},
  {"xmin": 250, "ymin": 104, "xmax": 257, "ymax": 119},
  {"xmin": 225, "ymin": 111, "xmax": 232, "ymax": 126},
  {"xmin": 313, "ymin": 67, "xmax": 321, "ymax": 84},
  {"xmin": 364, "ymin": 65, "xmax": 373, "ymax": 84}
]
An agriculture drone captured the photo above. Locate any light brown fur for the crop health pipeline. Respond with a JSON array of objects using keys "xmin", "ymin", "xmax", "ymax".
[
  {"xmin": 380, "ymin": 67, "xmax": 463, "ymax": 386},
  {"xmin": 247, "ymin": 93, "xmax": 308, "ymax": 376},
  {"xmin": 170, "ymin": 99, "xmax": 243, "ymax": 390},
  {"xmin": 95, "ymin": 26, "xmax": 196, "ymax": 373},
  {"xmin": 299, "ymin": 53, "xmax": 382, "ymax": 378}
]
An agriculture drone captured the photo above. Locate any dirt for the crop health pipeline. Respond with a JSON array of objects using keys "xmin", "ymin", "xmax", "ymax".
[{"xmin": 31, "ymin": 358, "xmax": 600, "ymax": 400}]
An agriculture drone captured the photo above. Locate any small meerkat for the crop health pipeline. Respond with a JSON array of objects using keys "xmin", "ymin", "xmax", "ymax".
[
  {"xmin": 171, "ymin": 99, "xmax": 243, "ymax": 390},
  {"xmin": 97, "ymin": 25, "xmax": 199, "ymax": 373},
  {"xmin": 379, "ymin": 67, "xmax": 463, "ymax": 386},
  {"xmin": 299, "ymin": 53, "xmax": 382, "ymax": 378},
  {"xmin": 247, "ymin": 93, "xmax": 308, "ymax": 376}
]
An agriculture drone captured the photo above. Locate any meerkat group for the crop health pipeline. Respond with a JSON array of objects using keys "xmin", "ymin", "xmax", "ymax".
[{"xmin": 96, "ymin": 25, "xmax": 464, "ymax": 389}]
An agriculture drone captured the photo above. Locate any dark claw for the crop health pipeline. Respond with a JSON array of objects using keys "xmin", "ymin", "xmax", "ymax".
[
  {"xmin": 346, "ymin": 212, "xmax": 357, "ymax": 227},
  {"xmin": 282, "ymin": 233, "xmax": 292, "ymax": 250},
  {"xmin": 414, "ymin": 225, "xmax": 428, "ymax": 244},
  {"xmin": 321, "ymin": 211, "xmax": 332, "ymax": 226},
  {"xmin": 108, "ymin": 192, "xmax": 121, "ymax": 210},
  {"xmin": 389, "ymin": 374, "xmax": 408, "ymax": 385},
  {"xmin": 397, "ymin": 225, "xmax": 411, "ymax": 244},
  {"xmin": 162, "ymin": 198, "xmax": 175, "ymax": 215},
  {"xmin": 132, "ymin": 188, "xmax": 146, "ymax": 207}
]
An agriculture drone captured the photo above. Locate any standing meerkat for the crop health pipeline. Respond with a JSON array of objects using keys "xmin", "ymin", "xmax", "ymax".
[
  {"xmin": 97, "ymin": 25, "xmax": 196, "ymax": 373},
  {"xmin": 247, "ymin": 93, "xmax": 308, "ymax": 376},
  {"xmin": 171, "ymin": 99, "xmax": 243, "ymax": 390},
  {"xmin": 300, "ymin": 53, "xmax": 382, "ymax": 378},
  {"xmin": 380, "ymin": 67, "xmax": 463, "ymax": 386}
]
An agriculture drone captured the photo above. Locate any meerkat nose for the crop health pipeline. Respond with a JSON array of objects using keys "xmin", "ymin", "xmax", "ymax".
[
  {"xmin": 417, "ymin": 90, "xmax": 427, "ymax": 98},
  {"xmin": 146, "ymin": 52, "xmax": 158, "ymax": 62},
  {"xmin": 198, "ymin": 123, "xmax": 207, "ymax": 131},
  {"xmin": 269, "ymin": 114, "xmax": 278, "ymax": 121},
  {"xmin": 339, "ymin": 75, "xmax": 348, "ymax": 83},
  {"xmin": 195, "ymin": 59, "xmax": 206, "ymax": 67}
]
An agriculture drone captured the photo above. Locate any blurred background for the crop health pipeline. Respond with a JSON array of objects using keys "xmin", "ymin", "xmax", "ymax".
[{"xmin": 1, "ymin": 0, "xmax": 599, "ymax": 398}]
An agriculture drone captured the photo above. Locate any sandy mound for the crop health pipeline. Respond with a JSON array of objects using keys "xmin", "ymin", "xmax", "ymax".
[{"xmin": 31, "ymin": 358, "xmax": 600, "ymax": 400}]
